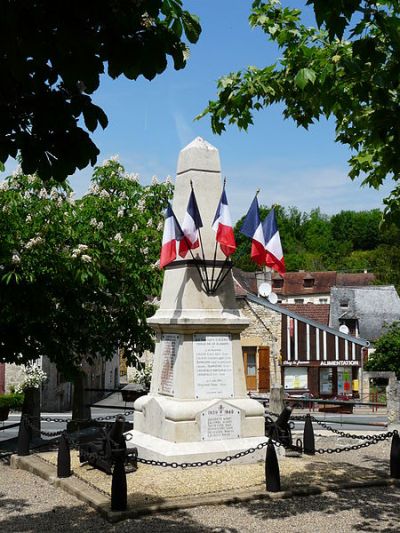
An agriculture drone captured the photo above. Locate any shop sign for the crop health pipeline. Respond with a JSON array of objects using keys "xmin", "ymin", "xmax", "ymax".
[{"xmin": 320, "ymin": 360, "xmax": 359, "ymax": 367}]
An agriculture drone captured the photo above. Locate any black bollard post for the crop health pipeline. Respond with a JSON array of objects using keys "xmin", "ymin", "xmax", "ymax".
[
  {"xmin": 390, "ymin": 431, "xmax": 400, "ymax": 479},
  {"xmin": 111, "ymin": 450, "xmax": 127, "ymax": 512},
  {"xmin": 17, "ymin": 415, "xmax": 32, "ymax": 456},
  {"xmin": 57, "ymin": 432, "xmax": 71, "ymax": 478},
  {"xmin": 265, "ymin": 440, "xmax": 281, "ymax": 492},
  {"xmin": 303, "ymin": 414, "xmax": 315, "ymax": 455}
]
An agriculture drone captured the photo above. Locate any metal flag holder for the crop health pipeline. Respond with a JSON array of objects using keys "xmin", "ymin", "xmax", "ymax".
[{"xmin": 164, "ymin": 180, "xmax": 233, "ymax": 295}]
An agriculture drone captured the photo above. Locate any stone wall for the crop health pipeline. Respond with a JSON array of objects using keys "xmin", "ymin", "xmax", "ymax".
[
  {"xmin": 362, "ymin": 370, "xmax": 399, "ymax": 426},
  {"xmin": 41, "ymin": 357, "xmax": 72, "ymax": 412},
  {"xmin": 4, "ymin": 363, "xmax": 25, "ymax": 392},
  {"xmin": 237, "ymin": 297, "xmax": 282, "ymax": 387}
]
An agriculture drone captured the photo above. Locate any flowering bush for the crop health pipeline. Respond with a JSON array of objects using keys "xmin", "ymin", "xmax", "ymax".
[
  {"xmin": 128, "ymin": 362, "xmax": 153, "ymax": 389},
  {"xmin": 15, "ymin": 363, "xmax": 47, "ymax": 392},
  {"xmin": 0, "ymin": 159, "xmax": 173, "ymax": 377}
]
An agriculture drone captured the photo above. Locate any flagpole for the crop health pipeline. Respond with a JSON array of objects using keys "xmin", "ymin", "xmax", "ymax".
[
  {"xmin": 212, "ymin": 255, "xmax": 231, "ymax": 293},
  {"xmin": 210, "ymin": 177, "xmax": 226, "ymax": 290},
  {"xmin": 190, "ymin": 180, "xmax": 210, "ymax": 293}
]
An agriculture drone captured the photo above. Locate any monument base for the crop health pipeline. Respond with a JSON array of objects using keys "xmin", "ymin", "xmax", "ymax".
[{"xmin": 125, "ymin": 430, "xmax": 273, "ymax": 464}]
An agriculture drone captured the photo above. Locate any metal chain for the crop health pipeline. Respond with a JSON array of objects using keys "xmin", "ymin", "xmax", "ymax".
[
  {"xmin": 310, "ymin": 416, "xmax": 395, "ymax": 441},
  {"xmin": 316, "ymin": 431, "xmax": 395, "ymax": 454},
  {"xmin": 39, "ymin": 410, "xmax": 134, "ymax": 424}
]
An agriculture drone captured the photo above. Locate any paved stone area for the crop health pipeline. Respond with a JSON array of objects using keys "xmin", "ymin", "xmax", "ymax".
[
  {"xmin": 1, "ymin": 460, "xmax": 400, "ymax": 532},
  {"xmin": 2, "ymin": 432, "xmax": 400, "ymax": 531}
]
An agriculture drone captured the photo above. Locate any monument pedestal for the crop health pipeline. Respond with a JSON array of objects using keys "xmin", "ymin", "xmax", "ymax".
[
  {"xmin": 127, "ymin": 430, "xmax": 267, "ymax": 464},
  {"xmin": 126, "ymin": 138, "xmax": 266, "ymax": 464}
]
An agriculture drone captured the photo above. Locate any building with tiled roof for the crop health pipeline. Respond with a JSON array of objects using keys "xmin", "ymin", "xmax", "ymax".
[
  {"xmin": 272, "ymin": 270, "xmax": 375, "ymax": 304},
  {"xmin": 233, "ymin": 268, "xmax": 369, "ymax": 398},
  {"xmin": 280, "ymin": 303, "xmax": 330, "ymax": 326}
]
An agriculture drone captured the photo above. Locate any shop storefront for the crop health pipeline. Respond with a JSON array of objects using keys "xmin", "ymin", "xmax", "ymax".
[{"xmin": 280, "ymin": 313, "xmax": 368, "ymax": 399}]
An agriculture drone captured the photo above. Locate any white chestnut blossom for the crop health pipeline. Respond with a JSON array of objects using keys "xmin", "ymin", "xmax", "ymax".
[
  {"xmin": 38, "ymin": 188, "xmax": 47, "ymax": 199},
  {"xmin": 146, "ymin": 218, "xmax": 153, "ymax": 228},
  {"xmin": 25, "ymin": 236, "xmax": 43, "ymax": 249},
  {"xmin": 90, "ymin": 218, "xmax": 98, "ymax": 226},
  {"xmin": 97, "ymin": 221, "xmax": 104, "ymax": 230},
  {"xmin": 157, "ymin": 221, "xmax": 163, "ymax": 231},
  {"xmin": 88, "ymin": 183, "xmax": 100, "ymax": 195},
  {"xmin": 100, "ymin": 189, "xmax": 110, "ymax": 198},
  {"xmin": 117, "ymin": 207, "xmax": 125, "ymax": 218},
  {"xmin": 11, "ymin": 252, "xmax": 21, "ymax": 264},
  {"xmin": 114, "ymin": 233, "xmax": 123, "ymax": 243},
  {"xmin": 151, "ymin": 175, "xmax": 159, "ymax": 185},
  {"xmin": 0, "ymin": 181, "xmax": 9, "ymax": 191},
  {"xmin": 81, "ymin": 255, "xmax": 92, "ymax": 263}
]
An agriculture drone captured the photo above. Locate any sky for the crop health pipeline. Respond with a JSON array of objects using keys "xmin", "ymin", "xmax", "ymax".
[{"xmin": 2, "ymin": 0, "xmax": 395, "ymax": 222}]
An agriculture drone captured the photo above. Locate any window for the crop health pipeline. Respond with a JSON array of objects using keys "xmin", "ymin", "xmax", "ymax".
[
  {"xmin": 294, "ymin": 298, "xmax": 304, "ymax": 304},
  {"xmin": 273, "ymin": 279, "xmax": 284, "ymax": 289},
  {"xmin": 320, "ymin": 367, "xmax": 333, "ymax": 395},
  {"xmin": 284, "ymin": 367, "xmax": 308, "ymax": 390},
  {"xmin": 246, "ymin": 352, "xmax": 256, "ymax": 376},
  {"xmin": 319, "ymin": 298, "xmax": 328, "ymax": 304},
  {"xmin": 340, "ymin": 300, "xmax": 349, "ymax": 308},
  {"xmin": 303, "ymin": 278, "xmax": 315, "ymax": 288},
  {"xmin": 340, "ymin": 319, "xmax": 358, "ymax": 336}
]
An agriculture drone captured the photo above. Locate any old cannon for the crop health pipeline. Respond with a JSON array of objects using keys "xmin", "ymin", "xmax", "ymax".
[
  {"xmin": 265, "ymin": 406, "xmax": 302, "ymax": 452},
  {"xmin": 79, "ymin": 414, "xmax": 137, "ymax": 474}
]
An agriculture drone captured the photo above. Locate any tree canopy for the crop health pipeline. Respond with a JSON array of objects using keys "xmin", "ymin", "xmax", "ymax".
[
  {"xmin": 0, "ymin": 161, "xmax": 172, "ymax": 379},
  {"xmin": 365, "ymin": 321, "xmax": 400, "ymax": 378},
  {"xmin": 233, "ymin": 204, "xmax": 400, "ymax": 292},
  {"xmin": 200, "ymin": 0, "xmax": 400, "ymax": 223},
  {"xmin": 0, "ymin": 1, "xmax": 200, "ymax": 181}
]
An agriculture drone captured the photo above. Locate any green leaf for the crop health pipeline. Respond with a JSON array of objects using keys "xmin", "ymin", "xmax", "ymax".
[{"xmin": 294, "ymin": 68, "xmax": 317, "ymax": 89}]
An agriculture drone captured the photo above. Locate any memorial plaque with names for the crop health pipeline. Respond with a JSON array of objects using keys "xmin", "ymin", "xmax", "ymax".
[
  {"xmin": 159, "ymin": 334, "xmax": 180, "ymax": 396},
  {"xmin": 200, "ymin": 401, "xmax": 241, "ymax": 441},
  {"xmin": 193, "ymin": 334, "xmax": 234, "ymax": 399}
]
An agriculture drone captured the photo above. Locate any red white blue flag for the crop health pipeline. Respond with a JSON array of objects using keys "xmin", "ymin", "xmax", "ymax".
[
  {"xmin": 262, "ymin": 208, "xmax": 285, "ymax": 275},
  {"xmin": 159, "ymin": 203, "xmax": 184, "ymax": 269},
  {"xmin": 179, "ymin": 189, "xmax": 203, "ymax": 258},
  {"xmin": 212, "ymin": 187, "xmax": 236, "ymax": 257},
  {"xmin": 240, "ymin": 195, "xmax": 266, "ymax": 266}
]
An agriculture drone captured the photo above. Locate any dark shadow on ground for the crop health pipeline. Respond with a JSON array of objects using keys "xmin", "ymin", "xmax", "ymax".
[
  {"xmin": 232, "ymin": 482, "xmax": 400, "ymax": 531},
  {"xmin": 0, "ymin": 500, "xmax": 238, "ymax": 532}
]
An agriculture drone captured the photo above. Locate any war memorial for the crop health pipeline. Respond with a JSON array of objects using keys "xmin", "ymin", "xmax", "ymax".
[{"xmin": 126, "ymin": 137, "xmax": 266, "ymax": 463}]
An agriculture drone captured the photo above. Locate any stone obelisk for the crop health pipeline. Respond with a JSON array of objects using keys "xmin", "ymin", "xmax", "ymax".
[{"xmin": 126, "ymin": 137, "xmax": 265, "ymax": 462}]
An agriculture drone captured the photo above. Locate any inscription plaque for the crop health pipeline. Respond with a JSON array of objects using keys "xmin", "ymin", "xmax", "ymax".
[
  {"xmin": 159, "ymin": 334, "xmax": 180, "ymax": 396},
  {"xmin": 193, "ymin": 334, "xmax": 234, "ymax": 399},
  {"xmin": 200, "ymin": 401, "xmax": 241, "ymax": 441}
]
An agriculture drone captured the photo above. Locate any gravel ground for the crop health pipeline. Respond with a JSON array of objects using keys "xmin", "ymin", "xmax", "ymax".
[{"xmin": 1, "ymin": 434, "xmax": 399, "ymax": 532}]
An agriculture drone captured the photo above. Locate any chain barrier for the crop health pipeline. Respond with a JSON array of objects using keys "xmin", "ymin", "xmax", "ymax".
[
  {"xmin": 310, "ymin": 416, "xmax": 392, "ymax": 441},
  {"xmin": 21, "ymin": 410, "xmax": 399, "ymax": 467},
  {"xmin": 39, "ymin": 409, "xmax": 134, "ymax": 424},
  {"xmin": 134, "ymin": 441, "xmax": 272, "ymax": 469},
  {"xmin": 316, "ymin": 431, "xmax": 395, "ymax": 454}
]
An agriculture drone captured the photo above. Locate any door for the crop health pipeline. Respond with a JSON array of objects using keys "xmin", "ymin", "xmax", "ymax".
[
  {"xmin": 258, "ymin": 346, "xmax": 270, "ymax": 392},
  {"xmin": 242, "ymin": 347, "xmax": 257, "ymax": 390}
]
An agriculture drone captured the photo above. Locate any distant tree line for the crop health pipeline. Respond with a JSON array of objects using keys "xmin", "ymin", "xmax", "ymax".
[{"xmin": 233, "ymin": 206, "xmax": 400, "ymax": 292}]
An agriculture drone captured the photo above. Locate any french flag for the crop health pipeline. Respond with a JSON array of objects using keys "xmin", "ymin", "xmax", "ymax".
[
  {"xmin": 262, "ymin": 208, "xmax": 285, "ymax": 275},
  {"xmin": 179, "ymin": 189, "xmax": 203, "ymax": 258},
  {"xmin": 159, "ymin": 203, "xmax": 184, "ymax": 269},
  {"xmin": 212, "ymin": 187, "xmax": 236, "ymax": 256},
  {"xmin": 240, "ymin": 196, "xmax": 266, "ymax": 266}
]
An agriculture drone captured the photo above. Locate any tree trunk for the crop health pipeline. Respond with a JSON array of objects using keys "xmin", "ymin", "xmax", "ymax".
[
  {"xmin": 22, "ymin": 387, "xmax": 41, "ymax": 439},
  {"xmin": 71, "ymin": 371, "xmax": 91, "ymax": 423}
]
